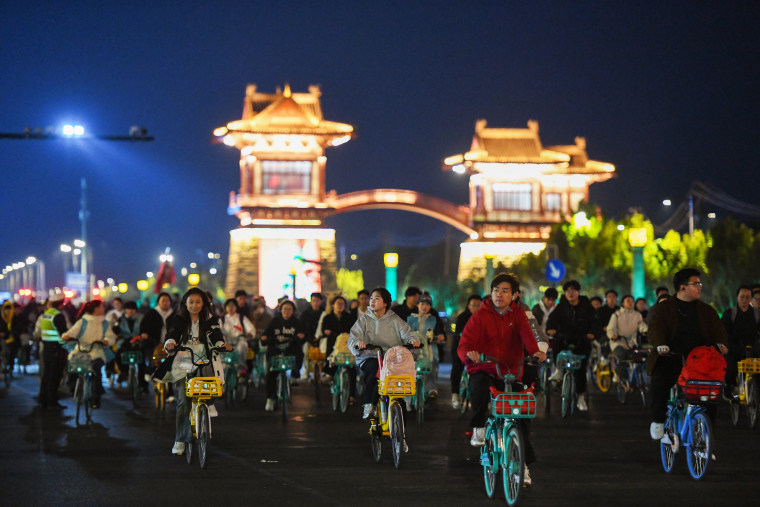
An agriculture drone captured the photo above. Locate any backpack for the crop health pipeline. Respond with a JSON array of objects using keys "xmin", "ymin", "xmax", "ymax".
[
  {"xmin": 678, "ymin": 345, "xmax": 727, "ymax": 386},
  {"xmin": 729, "ymin": 306, "xmax": 760, "ymax": 324},
  {"xmin": 379, "ymin": 345, "xmax": 416, "ymax": 380}
]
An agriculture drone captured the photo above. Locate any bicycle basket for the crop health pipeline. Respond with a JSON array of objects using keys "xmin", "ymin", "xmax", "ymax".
[
  {"xmin": 738, "ymin": 358, "xmax": 760, "ymax": 375},
  {"xmin": 631, "ymin": 347, "xmax": 651, "ymax": 364},
  {"xmin": 121, "ymin": 350, "xmax": 143, "ymax": 365},
  {"xmin": 307, "ymin": 347, "xmax": 326, "ymax": 361},
  {"xmin": 270, "ymin": 355, "xmax": 296, "ymax": 371},
  {"xmin": 415, "ymin": 358, "xmax": 432, "ymax": 375},
  {"xmin": 334, "ymin": 352, "xmax": 355, "ymax": 366},
  {"xmin": 680, "ymin": 380, "xmax": 722, "ymax": 403},
  {"xmin": 378, "ymin": 375, "xmax": 416, "ymax": 396},
  {"xmin": 556, "ymin": 350, "xmax": 584, "ymax": 370},
  {"xmin": 67, "ymin": 352, "xmax": 93, "ymax": 373},
  {"xmin": 222, "ymin": 350, "xmax": 241, "ymax": 364},
  {"xmin": 491, "ymin": 391, "xmax": 537, "ymax": 419},
  {"xmin": 185, "ymin": 377, "xmax": 223, "ymax": 398}
]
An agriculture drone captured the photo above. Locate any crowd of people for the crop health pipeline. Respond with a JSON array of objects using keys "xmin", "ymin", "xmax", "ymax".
[{"xmin": 2, "ymin": 267, "xmax": 758, "ymax": 487}]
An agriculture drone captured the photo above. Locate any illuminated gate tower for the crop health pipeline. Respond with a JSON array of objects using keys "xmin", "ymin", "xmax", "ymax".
[
  {"xmin": 215, "ymin": 84, "xmax": 353, "ymax": 302},
  {"xmin": 443, "ymin": 119, "xmax": 615, "ymax": 280}
]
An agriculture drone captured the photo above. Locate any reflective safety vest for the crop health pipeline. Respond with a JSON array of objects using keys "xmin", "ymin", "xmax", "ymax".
[{"xmin": 40, "ymin": 308, "xmax": 63, "ymax": 342}]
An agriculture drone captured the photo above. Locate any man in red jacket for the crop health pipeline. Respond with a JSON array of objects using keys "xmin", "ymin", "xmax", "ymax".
[{"xmin": 458, "ymin": 273, "xmax": 546, "ymax": 483}]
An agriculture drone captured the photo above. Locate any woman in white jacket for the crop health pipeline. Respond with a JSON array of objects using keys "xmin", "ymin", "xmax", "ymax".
[
  {"xmin": 62, "ymin": 300, "xmax": 116, "ymax": 407},
  {"xmin": 606, "ymin": 295, "xmax": 648, "ymax": 386}
]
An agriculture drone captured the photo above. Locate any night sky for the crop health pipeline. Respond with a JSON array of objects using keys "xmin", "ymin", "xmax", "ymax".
[{"xmin": 2, "ymin": 2, "xmax": 759, "ymax": 289}]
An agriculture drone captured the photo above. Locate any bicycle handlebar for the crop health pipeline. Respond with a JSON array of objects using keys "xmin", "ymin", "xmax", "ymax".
[
  {"xmin": 174, "ymin": 344, "xmax": 227, "ymax": 367},
  {"xmin": 65, "ymin": 338, "xmax": 107, "ymax": 354}
]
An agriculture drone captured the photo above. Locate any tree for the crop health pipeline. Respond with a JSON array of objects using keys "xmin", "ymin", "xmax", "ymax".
[
  {"xmin": 336, "ymin": 268, "xmax": 364, "ymax": 300},
  {"xmin": 704, "ymin": 217, "xmax": 760, "ymax": 310}
]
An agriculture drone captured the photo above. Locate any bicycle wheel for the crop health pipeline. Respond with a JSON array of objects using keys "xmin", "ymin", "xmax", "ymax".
[
  {"xmin": 313, "ymin": 361, "xmax": 321, "ymax": 403},
  {"xmin": 225, "ymin": 368, "xmax": 236, "ymax": 409},
  {"xmin": 616, "ymin": 375, "xmax": 628, "ymax": 404},
  {"xmin": 390, "ymin": 402, "xmax": 405, "ymax": 469},
  {"xmin": 155, "ymin": 382, "xmax": 165, "ymax": 412},
  {"xmin": 198, "ymin": 404, "xmax": 210, "ymax": 469},
  {"xmin": 686, "ymin": 412, "xmax": 712, "ymax": 480},
  {"xmin": 238, "ymin": 375, "xmax": 248, "ymax": 402},
  {"xmin": 637, "ymin": 369, "xmax": 648, "ymax": 407},
  {"xmin": 129, "ymin": 366, "xmax": 138, "ymax": 409},
  {"xmin": 370, "ymin": 421, "xmax": 382, "ymax": 463},
  {"xmin": 280, "ymin": 372, "xmax": 289, "ymax": 422},
  {"xmin": 482, "ymin": 420, "xmax": 499, "ymax": 498},
  {"xmin": 84, "ymin": 376, "xmax": 94, "ymax": 424},
  {"xmin": 186, "ymin": 440, "xmax": 193, "ymax": 465},
  {"xmin": 730, "ymin": 400, "xmax": 740, "ymax": 426},
  {"xmin": 561, "ymin": 373, "xmax": 571, "ymax": 419},
  {"xmin": 459, "ymin": 374, "xmax": 470, "ymax": 415},
  {"xmin": 416, "ymin": 380, "xmax": 425, "ymax": 427},
  {"xmin": 596, "ymin": 363, "xmax": 612, "ymax": 393},
  {"xmin": 540, "ymin": 365, "xmax": 551, "ymax": 411},
  {"xmin": 339, "ymin": 369, "xmax": 350, "ymax": 413},
  {"xmin": 748, "ymin": 378, "xmax": 758, "ymax": 429},
  {"xmin": 502, "ymin": 424, "xmax": 525, "ymax": 506},
  {"xmin": 331, "ymin": 376, "xmax": 340, "ymax": 412},
  {"xmin": 660, "ymin": 411, "xmax": 676, "ymax": 473},
  {"xmin": 74, "ymin": 376, "xmax": 84, "ymax": 425}
]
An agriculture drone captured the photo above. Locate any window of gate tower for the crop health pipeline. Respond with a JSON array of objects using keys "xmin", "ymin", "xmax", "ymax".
[
  {"xmin": 261, "ymin": 160, "xmax": 312, "ymax": 195},
  {"xmin": 492, "ymin": 182, "xmax": 532, "ymax": 211}
]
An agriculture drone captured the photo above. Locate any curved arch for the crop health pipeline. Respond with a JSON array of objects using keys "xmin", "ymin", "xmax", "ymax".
[{"xmin": 326, "ymin": 189, "xmax": 475, "ymax": 236}]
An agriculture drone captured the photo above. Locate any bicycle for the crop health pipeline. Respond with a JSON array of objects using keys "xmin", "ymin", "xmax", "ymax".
[
  {"xmin": 729, "ymin": 346, "xmax": 760, "ymax": 428},
  {"xmin": 412, "ymin": 356, "xmax": 432, "ymax": 427},
  {"xmin": 613, "ymin": 345, "xmax": 651, "ymax": 406},
  {"xmin": 459, "ymin": 368, "xmax": 471, "ymax": 415},
  {"xmin": 331, "ymin": 352, "xmax": 355, "ymax": 413},
  {"xmin": 588, "ymin": 340, "xmax": 612, "ymax": 393},
  {"xmin": 478, "ymin": 355, "xmax": 537, "ymax": 506},
  {"xmin": 120, "ymin": 347, "xmax": 144, "ymax": 409},
  {"xmin": 270, "ymin": 345, "xmax": 296, "ymax": 422},
  {"xmin": 152, "ymin": 345, "xmax": 168, "ymax": 412},
  {"xmin": 660, "ymin": 378, "xmax": 722, "ymax": 480},
  {"xmin": 175, "ymin": 345, "xmax": 225, "ymax": 469},
  {"xmin": 66, "ymin": 339, "xmax": 107, "ymax": 425},
  {"xmin": 364, "ymin": 344, "xmax": 417, "ymax": 469},
  {"xmin": 307, "ymin": 344, "xmax": 326, "ymax": 403},
  {"xmin": 555, "ymin": 347, "xmax": 586, "ymax": 419},
  {"xmin": 537, "ymin": 349, "xmax": 554, "ymax": 412},
  {"xmin": 221, "ymin": 349, "xmax": 248, "ymax": 408},
  {"xmin": 249, "ymin": 340, "xmax": 267, "ymax": 389}
]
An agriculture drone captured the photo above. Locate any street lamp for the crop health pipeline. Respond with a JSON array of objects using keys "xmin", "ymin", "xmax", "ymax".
[
  {"xmin": 628, "ymin": 228, "xmax": 648, "ymax": 300},
  {"xmin": 384, "ymin": 253, "xmax": 399, "ymax": 303}
]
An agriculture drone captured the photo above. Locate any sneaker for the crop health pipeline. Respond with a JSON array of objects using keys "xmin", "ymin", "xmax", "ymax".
[
  {"xmin": 548, "ymin": 369, "xmax": 562, "ymax": 382},
  {"xmin": 612, "ymin": 373, "xmax": 620, "ymax": 383},
  {"xmin": 144, "ymin": 373, "xmax": 153, "ymax": 383},
  {"xmin": 362, "ymin": 403, "xmax": 376, "ymax": 419},
  {"xmin": 523, "ymin": 465, "xmax": 532, "ymax": 486},
  {"xmin": 650, "ymin": 422, "xmax": 664, "ymax": 440},
  {"xmin": 172, "ymin": 442, "xmax": 186, "ymax": 455},
  {"xmin": 403, "ymin": 439, "xmax": 409, "ymax": 453},
  {"xmin": 576, "ymin": 397, "xmax": 588, "ymax": 411},
  {"xmin": 166, "ymin": 396, "xmax": 176, "ymax": 403},
  {"xmin": 208, "ymin": 405, "xmax": 218, "ymax": 418},
  {"xmin": 451, "ymin": 393, "xmax": 461, "ymax": 409},
  {"xmin": 428, "ymin": 389, "xmax": 438, "ymax": 399},
  {"xmin": 265, "ymin": 398, "xmax": 275, "ymax": 412},
  {"xmin": 470, "ymin": 427, "xmax": 486, "ymax": 447}
]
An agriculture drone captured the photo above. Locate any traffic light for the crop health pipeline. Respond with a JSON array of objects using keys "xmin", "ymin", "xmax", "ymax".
[{"xmin": 17, "ymin": 288, "xmax": 32, "ymax": 297}]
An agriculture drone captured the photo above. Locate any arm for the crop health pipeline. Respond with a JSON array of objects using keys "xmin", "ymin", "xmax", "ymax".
[
  {"xmin": 514, "ymin": 308, "xmax": 541, "ymax": 358},
  {"xmin": 458, "ymin": 313, "xmax": 482, "ymax": 364},
  {"xmin": 606, "ymin": 312, "xmax": 619, "ymax": 340},
  {"xmin": 395, "ymin": 315, "xmax": 420, "ymax": 347},
  {"xmin": 61, "ymin": 319, "xmax": 82, "ymax": 341},
  {"xmin": 243, "ymin": 316, "xmax": 256, "ymax": 338},
  {"xmin": 347, "ymin": 318, "xmax": 366, "ymax": 354}
]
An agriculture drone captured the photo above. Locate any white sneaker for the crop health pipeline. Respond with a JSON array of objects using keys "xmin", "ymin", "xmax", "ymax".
[
  {"xmin": 470, "ymin": 427, "xmax": 485, "ymax": 447},
  {"xmin": 548, "ymin": 369, "xmax": 562, "ymax": 382},
  {"xmin": 144, "ymin": 373, "xmax": 153, "ymax": 383},
  {"xmin": 166, "ymin": 396, "xmax": 176, "ymax": 403},
  {"xmin": 523, "ymin": 465, "xmax": 532, "ymax": 486},
  {"xmin": 576, "ymin": 397, "xmax": 588, "ymax": 411},
  {"xmin": 451, "ymin": 394, "xmax": 461, "ymax": 409},
  {"xmin": 172, "ymin": 442, "xmax": 185, "ymax": 455},
  {"xmin": 650, "ymin": 422, "xmax": 664, "ymax": 440},
  {"xmin": 612, "ymin": 373, "xmax": 620, "ymax": 383},
  {"xmin": 362, "ymin": 403, "xmax": 376, "ymax": 419},
  {"xmin": 208, "ymin": 405, "xmax": 218, "ymax": 418},
  {"xmin": 265, "ymin": 398, "xmax": 275, "ymax": 412},
  {"xmin": 403, "ymin": 439, "xmax": 409, "ymax": 453}
]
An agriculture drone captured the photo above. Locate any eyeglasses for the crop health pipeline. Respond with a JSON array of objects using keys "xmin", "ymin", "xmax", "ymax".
[{"xmin": 685, "ymin": 282, "xmax": 703, "ymax": 288}]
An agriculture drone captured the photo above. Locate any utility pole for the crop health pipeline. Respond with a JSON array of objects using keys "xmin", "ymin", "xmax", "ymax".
[
  {"xmin": 688, "ymin": 194, "xmax": 694, "ymax": 236},
  {"xmin": 80, "ymin": 178, "xmax": 90, "ymax": 294}
]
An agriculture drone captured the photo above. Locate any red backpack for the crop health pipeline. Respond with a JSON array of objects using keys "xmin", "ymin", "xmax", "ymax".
[{"xmin": 677, "ymin": 345, "xmax": 727, "ymax": 385}]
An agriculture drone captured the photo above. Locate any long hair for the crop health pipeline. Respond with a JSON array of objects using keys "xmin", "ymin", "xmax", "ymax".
[
  {"xmin": 175, "ymin": 287, "xmax": 215, "ymax": 339},
  {"xmin": 76, "ymin": 299, "xmax": 103, "ymax": 322}
]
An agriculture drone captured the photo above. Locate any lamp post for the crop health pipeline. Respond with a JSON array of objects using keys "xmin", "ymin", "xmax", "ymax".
[
  {"xmin": 484, "ymin": 242, "xmax": 497, "ymax": 294},
  {"xmin": 628, "ymin": 228, "xmax": 647, "ymax": 300},
  {"xmin": 384, "ymin": 253, "xmax": 399, "ymax": 303}
]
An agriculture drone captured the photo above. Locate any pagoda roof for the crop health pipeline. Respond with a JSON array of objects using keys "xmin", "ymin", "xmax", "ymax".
[
  {"xmin": 220, "ymin": 84, "xmax": 354, "ymax": 137},
  {"xmin": 444, "ymin": 119, "xmax": 615, "ymax": 176}
]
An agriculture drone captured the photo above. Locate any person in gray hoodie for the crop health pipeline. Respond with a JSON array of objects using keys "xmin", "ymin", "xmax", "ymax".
[{"xmin": 348, "ymin": 287, "xmax": 420, "ymax": 419}]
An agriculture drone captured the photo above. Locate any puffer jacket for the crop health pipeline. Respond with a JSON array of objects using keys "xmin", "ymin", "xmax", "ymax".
[
  {"xmin": 457, "ymin": 298, "xmax": 539, "ymax": 380},
  {"xmin": 348, "ymin": 309, "xmax": 417, "ymax": 367},
  {"xmin": 607, "ymin": 308, "xmax": 647, "ymax": 351}
]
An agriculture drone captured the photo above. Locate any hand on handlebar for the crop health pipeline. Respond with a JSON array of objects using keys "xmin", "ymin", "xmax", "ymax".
[
  {"xmin": 656, "ymin": 345, "xmax": 670, "ymax": 355},
  {"xmin": 716, "ymin": 343, "xmax": 728, "ymax": 355},
  {"xmin": 466, "ymin": 350, "xmax": 480, "ymax": 363},
  {"xmin": 532, "ymin": 350, "xmax": 547, "ymax": 363}
]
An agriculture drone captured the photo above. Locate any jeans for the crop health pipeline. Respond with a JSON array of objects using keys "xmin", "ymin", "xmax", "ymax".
[
  {"xmin": 174, "ymin": 363, "xmax": 214, "ymax": 443},
  {"xmin": 360, "ymin": 358, "xmax": 379, "ymax": 405},
  {"xmin": 450, "ymin": 335, "xmax": 464, "ymax": 393}
]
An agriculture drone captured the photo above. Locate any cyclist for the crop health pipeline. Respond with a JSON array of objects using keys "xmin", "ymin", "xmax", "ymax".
[
  {"xmin": 156, "ymin": 288, "xmax": 231, "ymax": 456},
  {"xmin": 320, "ymin": 295, "xmax": 356, "ymax": 379},
  {"xmin": 348, "ymin": 287, "xmax": 420, "ymax": 420},
  {"xmin": 260, "ymin": 299, "xmax": 305, "ymax": 411},
  {"xmin": 113, "ymin": 301, "xmax": 148, "ymax": 394},
  {"xmin": 62, "ymin": 299, "xmax": 116, "ymax": 408},
  {"xmin": 647, "ymin": 268, "xmax": 728, "ymax": 441},
  {"xmin": 607, "ymin": 294, "xmax": 648, "ymax": 384},
  {"xmin": 451, "ymin": 295, "xmax": 482, "ymax": 409},
  {"xmin": 545, "ymin": 280, "xmax": 596, "ymax": 411},
  {"xmin": 458, "ymin": 273, "xmax": 545, "ymax": 484},
  {"xmin": 406, "ymin": 292, "xmax": 445, "ymax": 399},
  {"xmin": 220, "ymin": 298, "xmax": 254, "ymax": 375},
  {"xmin": 721, "ymin": 285, "xmax": 760, "ymax": 400},
  {"xmin": 1, "ymin": 301, "xmax": 24, "ymax": 377}
]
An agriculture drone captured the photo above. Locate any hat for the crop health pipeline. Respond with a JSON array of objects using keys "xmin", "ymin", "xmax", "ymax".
[
  {"xmin": 418, "ymin": 294, "xmax": 432, "ymax": 305},
  {"xmin": 49, "ymin": 289, "xmax": 64, "ymax": 303}
]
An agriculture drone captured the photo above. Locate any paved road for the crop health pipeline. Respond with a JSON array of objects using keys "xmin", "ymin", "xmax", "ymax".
[{"xmin": 2, "ymin": 364, "xmax": 759, "ymax": 506}]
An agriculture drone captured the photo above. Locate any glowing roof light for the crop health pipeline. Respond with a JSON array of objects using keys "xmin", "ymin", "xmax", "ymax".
[
  {"xmin": 331, "ymin": 135, "xmax": 351, "ymax": 146},
  {"xmin": 223, "ymin": 135, "xmax": 236, "ymax": 146},
  {"xmin": 452, "ymin": 164, "xmax": 466, "ymax": 174}
]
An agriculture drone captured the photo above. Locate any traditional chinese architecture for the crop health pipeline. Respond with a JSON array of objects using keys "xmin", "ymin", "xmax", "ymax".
[
  {"xmin": 443, "ymin": 119, "xmax": 615, "ymax": 280},
  {"xmin": 216, "ymin": 84, "xmax": 615, "ymax": 300}
]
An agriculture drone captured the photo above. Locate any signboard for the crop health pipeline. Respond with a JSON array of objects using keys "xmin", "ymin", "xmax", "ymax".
[
  {"xmin": 546, "ymin": 259, "xmax": 566, "ymax": 283},
  {"xmin": 65, "ymin": 272, "xmax": 88, "ymax": 296}
]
